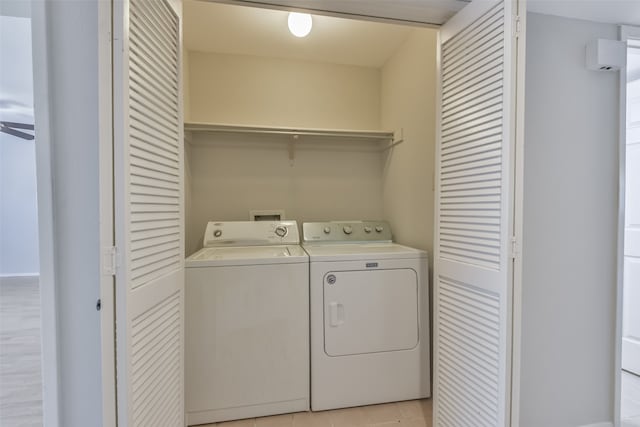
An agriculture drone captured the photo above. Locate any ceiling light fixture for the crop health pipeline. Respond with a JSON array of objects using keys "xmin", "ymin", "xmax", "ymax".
[{"xmin": 288, "ymin": 12, "xmax": 312, "ymax": 38}]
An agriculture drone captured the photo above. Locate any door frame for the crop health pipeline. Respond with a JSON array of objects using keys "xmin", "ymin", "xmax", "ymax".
[
  {"xmin": 615, "ymin": 24, "xmax": 640, "ymax": 427},
  {"xmin": 30, "ymin": 1, "xmax": 60, "ymax": 424},
  {"xmin": 510, "ymin": 1, "xmax": 527, "ymax": 425},
  {"xmin": 97, "ymin": 0, "xmax": 117, "ymax": 425},
  {"xmin": 30, "ymin": 0, "xmax": 118, "ymax": 425}
]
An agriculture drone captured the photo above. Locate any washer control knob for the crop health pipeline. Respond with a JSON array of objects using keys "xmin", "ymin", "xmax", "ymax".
[
  {"xmin": 364, "ymin": 226, "xmax": 372, "ymax": 233},
  {"xmin": 213, "ymin": 229, "xmax": 222, "ymax": 238},
  {"xmin": 375, "ymin": 226, "xmax": 384, "ymax": 233},
  {"xmin": 275, "ymin": 226, "xmax": 288, "ymax": 237},
  {"xmin": 323, "ymin": 227, "xmax": 331, "ymax": 234},
  {"xmin": 343, "ymin": 226, "xmax": 353, "ymax": 235}
]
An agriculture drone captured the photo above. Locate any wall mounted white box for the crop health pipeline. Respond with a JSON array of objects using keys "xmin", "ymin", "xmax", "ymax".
[
  {"xmin": 250, "ymin": 209, "xmax": 285, "ymax": 221},
  {"xmin": 586, "ymin": 39, "xmax": 627, "ymax": 71}
]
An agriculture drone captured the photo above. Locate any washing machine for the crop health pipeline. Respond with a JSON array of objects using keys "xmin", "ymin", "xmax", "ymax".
[
  {"xmin": 303, "ymin": 221, "xmax": 430, "ymax": 411},
  {"xmin": 185, "ymin": 221, "xmax": 309, "ymax": 425}
]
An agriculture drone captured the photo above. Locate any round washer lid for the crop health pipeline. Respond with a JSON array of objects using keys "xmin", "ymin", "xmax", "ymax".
[
  {"xmin": 302, "ymin": 243, "xmax": 427, "ymax": 262},
  {"xmin": 186, "ymin": 245, "xmax": 308, "ymax": 267}
]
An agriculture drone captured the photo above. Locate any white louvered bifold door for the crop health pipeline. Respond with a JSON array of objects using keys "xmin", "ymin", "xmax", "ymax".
[
  {"xmin": 113, "ymin": 0, "xmax": 184, "ymax": 425},
  {"xmin": 434, "ymin": 1, "xmax": 523, "ymax": 426}
]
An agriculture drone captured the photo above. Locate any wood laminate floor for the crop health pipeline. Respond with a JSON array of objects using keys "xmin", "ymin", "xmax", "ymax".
[
  {"xmin": 0, "ymin": 276, "xmax": 43, "ymax": 427},
  {"xmin": 623, "ymin": 370, "xmax": 640, "ymax": 427}
]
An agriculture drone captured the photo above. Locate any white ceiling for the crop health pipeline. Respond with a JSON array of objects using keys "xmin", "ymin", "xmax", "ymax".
[
  {"xmin": 211, "ymin": 0, "xmax": 466, "ymax": 25},
  {"xmin": 528, "ymin": 0, "xmax": 640, "ymax": 27},
  {"xmin": 183, "ymin": 0, "xmax": 430, "ymax": 68},
  {"xmin": 184, "ymin": 0, "xmax": 640, "ymax": 69}
]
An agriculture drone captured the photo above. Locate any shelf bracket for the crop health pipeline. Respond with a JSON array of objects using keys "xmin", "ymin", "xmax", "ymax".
[
  {"xmin": 288, "ymin": 135, "xmax": 298, "ymax": 165},
  {"xmin": 381, "ymin": 128, "xmax": 404, "ymax": 151}
]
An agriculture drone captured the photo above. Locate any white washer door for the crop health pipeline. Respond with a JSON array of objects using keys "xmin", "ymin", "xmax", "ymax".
[{"xmin": 324, "ymin": 269, "xmax": 419, "ymax": 356}]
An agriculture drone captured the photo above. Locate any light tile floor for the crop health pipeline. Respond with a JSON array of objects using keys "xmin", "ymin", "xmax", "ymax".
[
  {"xmin": 623, "ymin": 370, "xmax": 640, "ymax": 427},
  {"xmin": 197, "ymin": 400, "xmax": 433, "ymax": 427}
]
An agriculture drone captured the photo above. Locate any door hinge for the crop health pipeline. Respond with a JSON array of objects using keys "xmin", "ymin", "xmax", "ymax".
[
  {"xmin": 102, "ymin": 246, "xmax": 118, "ymax": 276},
  {"xmin": 510, "ymin": 236, "xmax": 519, "ymax": 260},
  {"xmin": 514, "ymin": 15, "xmax": 522, "ymax": 39}
]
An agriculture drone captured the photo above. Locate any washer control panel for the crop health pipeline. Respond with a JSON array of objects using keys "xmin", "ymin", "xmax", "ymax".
[
  {"xmin": 302, "ymin": 221, "xmax": 392, "ymax": 243},
  {"xmin": 203, "ymin": 220, "xmax": 299, "ymax": 247}
]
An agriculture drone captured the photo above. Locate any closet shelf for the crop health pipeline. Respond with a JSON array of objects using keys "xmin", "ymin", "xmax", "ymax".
[
  {"xmin": 184, "ymin": 123, "xmax": 403, "ymax": 164},
  {"xmin": 184, "ymin": 122, "xmax": 400, "ymax": 145}
]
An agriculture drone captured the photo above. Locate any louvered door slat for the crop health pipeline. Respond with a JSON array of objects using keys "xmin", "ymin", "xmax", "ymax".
[
  {"xmin": 443, "ymin": 98, "xmax": 503, "ymax": 129},
  {"xmin": 131, "ymin": 160, "xmax": 179, "ymax": 180},
  {"xmin": 129, "ymin": 9, "xmax": 178, "ymax": 63},
  {"xmin": 129, "ymin": 290, "xmax": 182, "ymax": 426},
  {"xmin": 130, "ymin": 146, "xmax": 179, "ymax": 170},
  {"xmin": 437, "ymin": 278, "xmax": 502, "ymax": 425},
  {"xmin": 130, "ymin": 80, "xmax": 179, "ymax": 122},
  {"xmin": 437, "ymin": 363, "xmax": 497, "ymax": 424},
  {"xmin": 131, "ymin": 173, "xmax": 179, "ymax": 188},
  {"xmin": 129, "ymin": 27, "xmax": 178, "ymax": 87},
  {"xmin": 435, "ymin": 1, "xmax": 521, "ymax": 426},
  {"xmin": 142, "ymin": 0, "xmax": 178, "ymax": 34},
  {"xmin": 439, "ymin": 339, "xmax": 500, "ymax": 386},
  {"xmin": 444, "ymin": 22, "xmax": 504, "ymax": 69},
  {"xmin": 442, "ymin": 137, "xmax": 502, "ymax": 159},
  {"xmin": 130, "ymin": 128, "xmax": 179, "ymax": 158},
  {"xmin": 443, "ymin": 45, "xmax": 503, "ymax": 91},
  {"xmin": 444, "ymin": 80, "xmax": 503, "ymax": 112},
  {"xmin": 130, "ymin": 100, "xmax": 179, "ymax": 139},
  {"xmin": 442, "ymin": 102, "xmax": 503, "ymax": 132},
  {"xmin": 443, "ymin": 87, "xmax": 504, "ymax": 120},
  {"xmin": 442, "ymin": 172, "xmax": 502, "ymax": 187}
]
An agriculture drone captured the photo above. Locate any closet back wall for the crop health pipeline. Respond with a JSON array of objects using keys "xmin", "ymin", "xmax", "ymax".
[
  {"xmin": 188, "ymin": 51, "xmax": 381, "ymax": 129},
  {"xmin": 185, "ymin": 51, "xmax": 384, "ymax": 254}
]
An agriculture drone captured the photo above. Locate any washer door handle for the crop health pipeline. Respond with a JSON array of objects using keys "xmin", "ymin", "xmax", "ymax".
[{"xmin": 329, "ymin": 302, "xmax": 344, "ymax": 327}]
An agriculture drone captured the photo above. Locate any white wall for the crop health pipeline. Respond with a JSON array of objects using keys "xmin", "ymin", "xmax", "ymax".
[
  {"xmin": 44, "ymin": 1, "xmax": 104, "ymax": 424},
  {"xmin": 380, "ymin": 28, "xmax": 437, "ymax": 254},
  {"xmin": 187, "ymin": 133, "xmax": 383, "ymax": 254},
  {"xmin": 0, "ymin": 15, "xmax": 39, "ymax": 276},
  {"xmin": 623, "ymin": 40, "xmax": 640, "ymax": 376},
  {"xmin": 519, "ymin": 12, "xmax": 619, "ymax": 427},
  {"xmin": 188, "ymin": 51, "xmax": 381, "ymax": 129},
  {"xmin": 0, "ymin": 135, "xmax": 39, "ymax": 276},
  {"xmin": 183, "ymin": 46, "xmax": 191, "ymax": 122}
]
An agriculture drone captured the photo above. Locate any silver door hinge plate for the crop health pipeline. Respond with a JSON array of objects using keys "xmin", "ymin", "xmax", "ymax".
[
  {"xmin": 514, "ymin": 15, "xmax": 522, "ymax": 39},
  {"xmin": 102, "ymin": 246, "xmax": 117, "ymax": 276},
  {"xmin": 510, "ymin": 236, "xmax": 519, "ymax": 260}
]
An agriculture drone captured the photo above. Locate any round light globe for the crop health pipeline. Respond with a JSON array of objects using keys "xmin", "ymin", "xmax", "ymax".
[{"xmin": 288, "ymin": 12, "xmax": 312, "ymax": 38}]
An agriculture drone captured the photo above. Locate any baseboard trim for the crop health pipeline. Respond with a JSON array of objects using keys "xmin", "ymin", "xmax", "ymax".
[
  {"xmin": 0, "ymin": 275, "xmax": 40, "ymax": 286},
  {"xmin": 580, "ymin": 422, "xmax": 613, "ymax": 427},
  {"xmin": 0, "ymin": 273, "xmax": 39, "ymax": 278}
]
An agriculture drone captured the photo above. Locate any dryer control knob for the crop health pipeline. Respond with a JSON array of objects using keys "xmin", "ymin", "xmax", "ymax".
[
  {"xmin": 364, "ymin": 226, "xmax": 372, "ymax": 233},
  {"xmin": 213, "ymin": 229, "xmax": 222, "ymax": 238},
  {"xmin": 375, "ymin": 226, "xmax": 384, "ymax": 233},
  {"xmin": 275, "ymin": 226, "xmax": 288, "ymax": 237},
  {"xmin": 323, "ymin": 227, "xmax": 331, "ymax": 234},
  {"xmin": 343, "ymin": 226, "xmax": 353, "ymax": 235}
]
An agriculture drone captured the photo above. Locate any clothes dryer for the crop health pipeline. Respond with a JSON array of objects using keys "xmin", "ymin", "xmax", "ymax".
[
  {"xmin": 303, "ymin": 221, "xmax": 430, "ymax": 411},
  {"xmin": 185, "ymin": 221, "xmax": 308, "ymax": 425}
]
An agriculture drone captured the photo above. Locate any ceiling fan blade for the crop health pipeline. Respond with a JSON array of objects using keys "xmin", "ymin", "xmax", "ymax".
[
  {"xmin": 0, "ymin": 124, "xmax": 35, "ymax": 140},
  {"xmin": 0, "ymin": 121, "xmax": 35, "ymax": 130}
]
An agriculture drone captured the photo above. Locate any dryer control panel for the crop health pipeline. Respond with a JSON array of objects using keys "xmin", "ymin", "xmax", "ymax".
[{"xmin": 303, "ymin": 221, "xmax": 392, "ymax": 243}]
